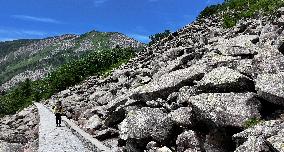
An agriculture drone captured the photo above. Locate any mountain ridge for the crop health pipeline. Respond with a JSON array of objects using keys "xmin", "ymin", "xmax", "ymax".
[{"xmin": 0, "ymin": 30, "xmax": 144, "ymax": 91}]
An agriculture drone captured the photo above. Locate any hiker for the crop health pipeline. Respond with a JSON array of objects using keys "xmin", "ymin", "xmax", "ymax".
[{"xmin": 52, "ymin": 101, "xmax": 63, "ymax": 127}]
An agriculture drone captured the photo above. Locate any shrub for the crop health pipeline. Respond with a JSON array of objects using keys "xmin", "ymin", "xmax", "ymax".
[
  {"xmin": 149, "ymin": 30, "xmax": 171, "ymax": 46},
  {"xmin": 244, "ymin": 118, "xmax": 263, "ymax": 128},
  {"xmin": 198, "ymin": 4, "xmax": 221, "ymax": 19},
  {"xmin": 198, "ymin": 0, "xmax": 284, "ymax": 28},
  {"xmin": 0, "ymin": 79, "xmax": 33, "ymax": 115},
  {"xmin": 223, "ymin": 14, "xmax": 237, "ymax": 28}
]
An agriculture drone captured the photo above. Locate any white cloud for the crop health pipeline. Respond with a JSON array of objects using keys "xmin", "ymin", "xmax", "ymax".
[
  {"xmin": 11, "ymin": 15, "xmax": 61, "ymax": 24},
  {"xmin": 20, "ymin": 30, "xmax": 47, "ymax": 36},
  {"xmin": 0, "ymin": 29, "xmax": 47, "ymax": 36},
  {"xmin": 149, "ymin": 0, "xmax": 159, "ymax": 2},
  {"xmin": 94, "ymin": 0, "xmax": 108, "ymax": 6}
]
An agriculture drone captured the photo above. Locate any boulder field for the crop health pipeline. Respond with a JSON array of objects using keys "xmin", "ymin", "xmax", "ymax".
[
  {"xmin": 44, "ymin": 7, "xmax": 284, "ymax": 152},
  {"xmin": 2, "ymin": 7, "xmax": 284, "ymax": 152}
]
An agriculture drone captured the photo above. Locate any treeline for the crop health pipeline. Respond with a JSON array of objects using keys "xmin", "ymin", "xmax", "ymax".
[
  {"xmin": 0, "ymin": 47, "xmax": 135, "ymax": 116},
  {"xmin": 149, "ymin": 30, "xmax": 171, "ymax": 46},
  {"xmin": 199, "ymin": 0, "xmax": 284, "ymax": 28}
]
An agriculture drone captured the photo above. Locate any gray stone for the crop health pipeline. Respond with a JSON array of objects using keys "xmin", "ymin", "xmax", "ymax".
[
  {"xmin": 59, "ymin": 89, "xmax": 71, "ymax": 98},
  {"xmin": 84, "ymin": 115, "xmax": 102, "ymax": 131},
  {"xmin": 139, "ymin": 76, "xmax": 152, "ymax": 84},
  {"xmin": 146, "ymin": 100, "xmax": 161, "ymax": 107},
  {"xmin": 277, "ymin": 7, "xmax": 284, "ymax": 15},
  {"xmin": 234, "ymin": 136, "xmax": 270, "ymax": 152},
  {"xmin": 163, "ymin": 47, "xmax": 185, "ymax": 60},
  {"xmin": 277, "ymin": 15, "xmax": 284, "ymax": 26},
  {"xmin": 176, "ymin": 130, "xmax": 202, "ymax": 152},
  {"xmin": 197, "ymin": 67, "xmax": 254, "ymax": 93},
  {"xmin": 89, "ymin": 91, "xmax": 107, "ymax": 102},
  {"xmin": 0, "ymin": 141, "xmax": 23, "ymax": 152},
  {"xmin": 255, "ymin": 73, "xmax": 284, "ymax": 106},
  {"xmin": 266, "ymin": 130, "xmax": 284, "ymax": 152},
  {"xmin": 133, "ymin": 64, "xmax": 207, "ymax": 100},
  {"xmin": 94, "ymin": 128, "xmax": 119, "ymax": 140},
  {"xmin": 177, "ymin": 86, "xmax": 197, "ymax": 105},
  {"xmin": 214, "ymin": 35, "xmax": 259, "ymax": 57},
  {"xmin": 254, "ymin": 46, "xmax": 284, "ymax": 74},
  {"xmin": 233, "ymin": 120, "xmax": 284, "ymax": 139},
  {"xmin": 97, "ymin": 92, "xmax": 115, "ymax": 105},
  {"xmin": 220, "ymin": 46, "xmax": 257, "ymax": 57},
  {"xmin": 167, "ymin": 92, "xmax": 179, "ymax": 103},
  {"xmin": 82, "ymin": 109, "xmax": 95, "ymax": 119},
  {"xmin": 104, "ymin": 107, "xmax": 126, "ymax": 127},
  {"xmin": 156, "ymin": 146, "xmax": 172, "ymax": 152},
  {"xmin": 233, "ymin": 120, "xmax": 284, "ymax": 152},
  {"xmin": 169, "ymin": 107, "xmax": 193, "ymax": 127},
  {"xmin": 119, "ymin": 107, "xmax": 173, "ymax": 143},
  {"xmin": 236, "ymin": 59, "xmax": 255, "ymax": 77},
  {"xmin": 189, "ymin": 93, "xmax": 261, "ymax": 127},
  {"xmin": 146, "ymin": 141, "xmax": 159, "ymax": 150},
  {"xmin": 105, "ymin": 93, "xmax": 130, "ymax": 112}
]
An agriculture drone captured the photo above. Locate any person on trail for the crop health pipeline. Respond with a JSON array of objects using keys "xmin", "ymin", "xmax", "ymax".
[{"xmin": 52, "ymin": 101, "xmax": 63, "ymax": 127}]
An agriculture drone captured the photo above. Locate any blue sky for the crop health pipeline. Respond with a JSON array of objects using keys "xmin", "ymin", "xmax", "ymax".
[{"xmin": 0, "ymin": 0, "xmax": 223, "ymax": 43}]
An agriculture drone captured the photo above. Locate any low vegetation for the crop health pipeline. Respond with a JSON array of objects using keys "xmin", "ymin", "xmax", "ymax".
[
  {"xmin": 148, "ymin": 30, "xmax": 171, "ymax": 46},
  {"xmin": 0, "ymin": 47, "xmax": 135, "ymax": 116},
  {"xmin": 0, "ymin": 31, "xmax": 124, "ymax": 85},
  {"xmin": 199, "ymin": 0, "xmax": 284, "ymax": 28},
  {"xmin": 244, "ymin": 118, "xmax": 263, "ymax": 128}
]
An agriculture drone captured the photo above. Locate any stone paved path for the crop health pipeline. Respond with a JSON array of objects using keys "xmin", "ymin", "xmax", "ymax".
[{"xmin": 35, "ymin": 103, "xmax": 90, "ymax": 152}]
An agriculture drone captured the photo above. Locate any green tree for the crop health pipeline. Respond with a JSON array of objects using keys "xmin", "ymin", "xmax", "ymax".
[{"xmin": 149, "ymin": 30, "xmax": 171, "ymax": 46}]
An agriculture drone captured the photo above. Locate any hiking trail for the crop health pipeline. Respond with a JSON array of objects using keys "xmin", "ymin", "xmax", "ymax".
[{"xmin": 35, "ymin": 103, "xmax": 90, "ymax": 152}]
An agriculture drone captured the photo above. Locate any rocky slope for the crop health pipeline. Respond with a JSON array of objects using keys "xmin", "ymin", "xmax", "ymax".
[
  {"xmin": 43, "ymin": 7, "xmax": 284, "ymax": 152},
  {"xmin": 0, "ymin": 31, "xmax": 143, "ymax": 91},
  {"xmin": 0, "ymin": 105, "xmax": 39, "ymax": 152}
]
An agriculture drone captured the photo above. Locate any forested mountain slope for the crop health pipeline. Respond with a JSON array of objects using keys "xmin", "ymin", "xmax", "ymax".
[{"xmin": 0, "ymin": 31, "xmax": 143, "ymax": 91}]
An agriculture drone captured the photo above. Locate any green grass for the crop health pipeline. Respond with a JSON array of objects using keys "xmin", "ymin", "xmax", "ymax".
[
  {"xmin": 199, "ymin": 0, "xmax": 284, "ymax": 28},
  {"xmin": 244, "ymin": 118, "xmax": 263, "ymax": 128}
]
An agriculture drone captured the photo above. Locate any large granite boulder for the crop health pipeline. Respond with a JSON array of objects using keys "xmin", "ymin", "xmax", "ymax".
[
  {"xmin": 188, "ymin": 93, "xmax": 261, "ymax": 127},
  {"xmin": 119, "ymin": 107, "xmax": 173, "ymax": 143},
  {"xmin": 0, "ymin": 141, "xmax": 23, "ymax": 152},
  {"xmin": 133, "ymin": 64, "xmax": 207, "ymax": 101},
  {"xmin": 0, "ymin": 105, "xmax": 39, "ymax": 151},
  {"xmin": 234, "ymin": 136, "xmax": 270, "ymax": 152},
  {"xmin": 176, "ymin": 130, "xmax": 202, "ymax": 152},
  {"xmin": 83, "ymin": 115, "xmax": 102, "ymax": 131},
  {"xmin": 89, "ymin": 90, "xmax": 107, "ymax": 102},
  {"xmin": 214, "ymin": 35, "xmax": 259, "ymax": 57},
  {"xmin": 255, "ymin": 73, "xmax": 284, "ymax": 106},
  {"xmin": 254, "ymin": 46, "xmax": 284, "ymax": 74},
  {"xmin": 233, "ymin": 119, "xmax": 284, "ymax": 152},
  {"xmin": 236, "ymin": 59, "xmax": 255, "ymax": 77},
  {"xmin": 197, "ymin": 67, "xmax": 255, "ymax": 93},
  {"xmin": 169, "ymin": 107, "xmax": 194, "ymax": 127},
  {"xmin": 266, "ymin": 130, "xmax": 284, "ymax": 152}
]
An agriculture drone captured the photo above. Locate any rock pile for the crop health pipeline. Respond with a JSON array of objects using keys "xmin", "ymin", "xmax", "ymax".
[
  {"xmin": 44, "ymin": 7, "xmax": 284, "ymax": 152},
  {"xmin": 0, "ymin": 105, "xmax": 39, "ymax": 152}
]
